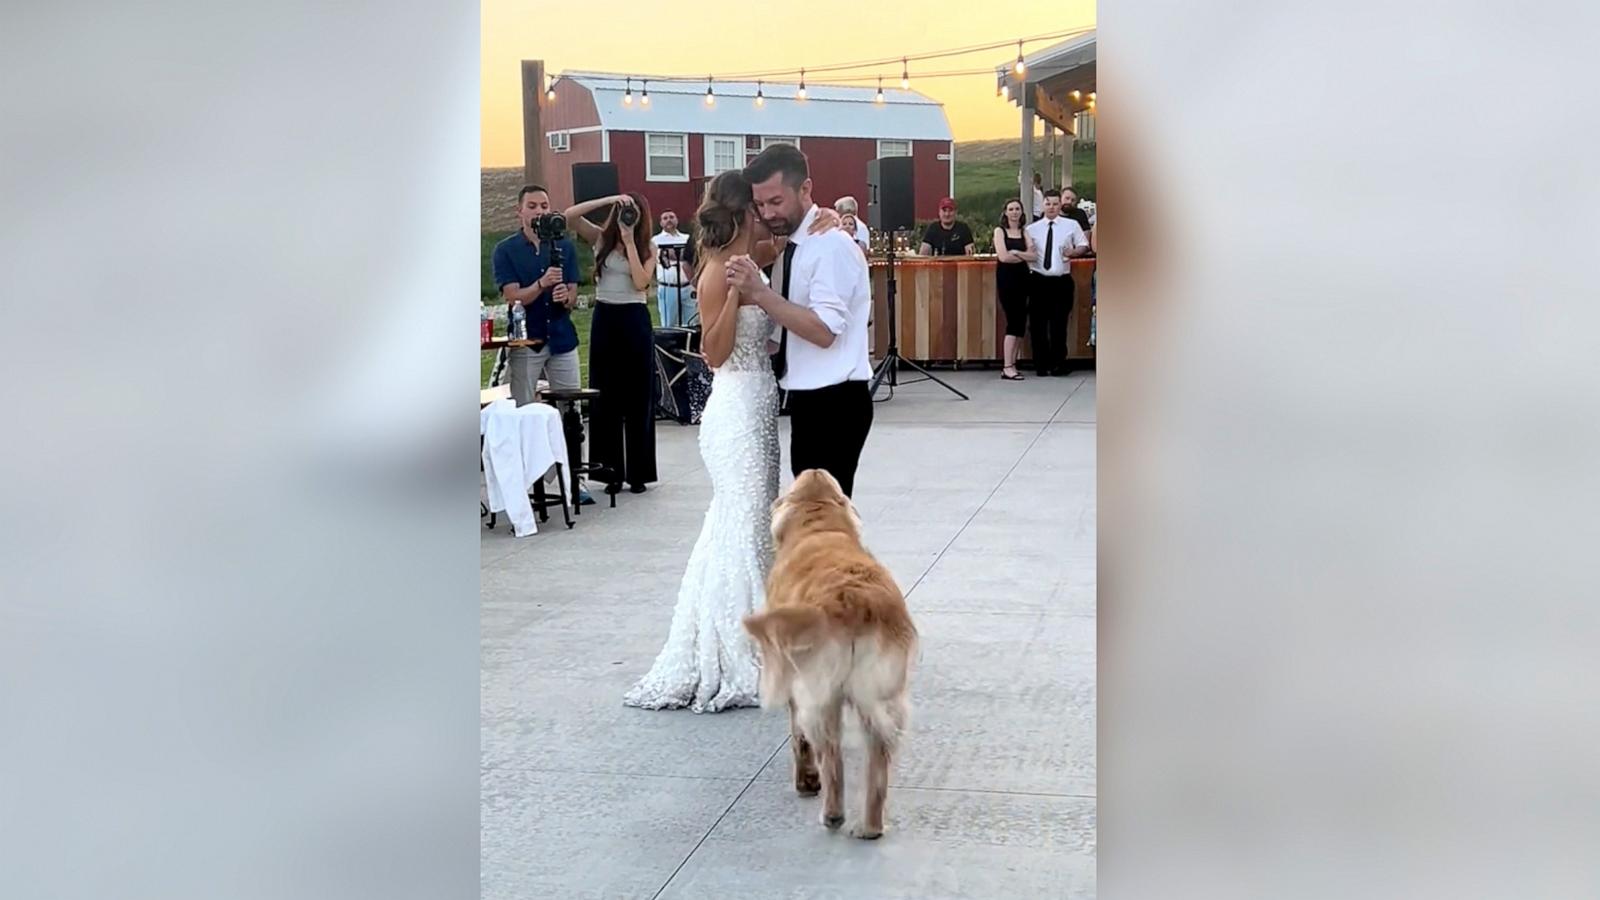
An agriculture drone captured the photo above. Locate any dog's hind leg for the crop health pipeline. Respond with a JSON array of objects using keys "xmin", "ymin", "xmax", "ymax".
[
  {"xmin": 788, "ymin": 700, "xmax": 820, "ymax": 797},
  {"xmin": 812, "ymin": 699, "xmax": 846, "ymax": 829},
  {"xmin": 852, "ymin": 693, "xmax": 908, "ymax": 840}
]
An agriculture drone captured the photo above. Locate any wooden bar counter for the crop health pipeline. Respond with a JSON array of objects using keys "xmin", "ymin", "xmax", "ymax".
[{"xmin": 867, "ymin": 255, "xmax": 1095, "ymax": 367}]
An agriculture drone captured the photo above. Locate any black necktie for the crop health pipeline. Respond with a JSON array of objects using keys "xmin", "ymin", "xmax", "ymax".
[
  {"xmin": 770, "ymin": 241, "xmax": 797, "ymax": 381},
  {"xmin": 1043, "ymin": 221, "xmax": 1055, "ymax": 271}
]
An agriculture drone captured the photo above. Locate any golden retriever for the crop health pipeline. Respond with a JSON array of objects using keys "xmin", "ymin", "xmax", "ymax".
[{"xmin": 743, "ymin": 469, "xmax": 917, "ymax": 839}]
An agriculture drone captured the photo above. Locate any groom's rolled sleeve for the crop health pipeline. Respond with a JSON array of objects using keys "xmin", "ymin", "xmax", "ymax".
[{"xmin": 806, "ymin": 242, "xmax": 855, "ymax": 336}]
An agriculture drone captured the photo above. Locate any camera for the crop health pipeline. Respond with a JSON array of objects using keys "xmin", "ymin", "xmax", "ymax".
[
  {"xmin": 534, "ymin": 212, "xmax": 567, "ymax": 270},
  {"xmin": 533, "ymin": 212, "xmax": 566, "ymax": 241},
  {"xmin": 618, "ymin": 204, "xmax": 638, "ymax": 228}
]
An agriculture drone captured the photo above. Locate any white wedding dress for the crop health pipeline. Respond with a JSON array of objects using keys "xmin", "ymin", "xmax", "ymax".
[{"xmin": 624, "ymin": 305, "xmax": 780, "ymax": 712}]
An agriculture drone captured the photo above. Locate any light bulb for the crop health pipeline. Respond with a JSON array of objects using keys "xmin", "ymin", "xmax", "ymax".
[
  {"xmin": 641, "ymin": 81, "xmax": 650, "ymax": 105},
  {"xmin": 756, "ymin": 81, "xmax": 764, "ymax": 106},
  {"xmin": 901, "ymin": 58, "xmax": 909, "ymax": 90},
  {"xmin": 1015, "ymin": 41, "xmax": 1026, "ymax": 75},
  {"xmin": 623, "ymin": 77, "xmax": 632, "ymax": 105},
  {"xmin": 798, "ymin": 69, "xmax": 806, "ymax": 100}
]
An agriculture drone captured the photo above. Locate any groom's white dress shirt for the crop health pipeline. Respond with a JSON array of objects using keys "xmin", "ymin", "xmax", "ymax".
[{"xmin": 774, "ymin": 203, "xmax": 873, "ymax": 391}]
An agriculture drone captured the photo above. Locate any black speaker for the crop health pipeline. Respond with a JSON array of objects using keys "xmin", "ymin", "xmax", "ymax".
[
  {"xmin": 866, "ymin": 156, "xmax": 915, "ymax": 233},
  {"xmin": 571, "ymin": 162, "xmax": 620, "ymax": 224}
]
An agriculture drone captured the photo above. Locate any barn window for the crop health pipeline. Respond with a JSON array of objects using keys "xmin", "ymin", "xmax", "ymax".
[
  {"xmin": 645, "ymin": 132, "xmax": 689, "ymax": 182},
  {"xmin": 704, "ymin": 135, "xmax": 740, "ymax": 176},
  {"xmin": 748, "ymin": 135, "xmax": 801, "ymax": 166},
  {"xmin": 548, "ymin": 131, "xmax": 570, "ymax": 153},
  {"xmin": 876, "ymin": 139, "xmax": 911, "ymax": 158}
]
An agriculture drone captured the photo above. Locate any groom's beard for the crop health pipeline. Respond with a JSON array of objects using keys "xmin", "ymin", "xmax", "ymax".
[{"xmin": 763, "ymin": 216, "xmax": 794, "ymax": 237}]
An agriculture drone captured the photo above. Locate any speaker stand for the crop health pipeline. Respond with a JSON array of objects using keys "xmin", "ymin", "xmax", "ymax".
[{"xmin": 869, "ymin": 240, "xmax": 968, "ymax": 402}]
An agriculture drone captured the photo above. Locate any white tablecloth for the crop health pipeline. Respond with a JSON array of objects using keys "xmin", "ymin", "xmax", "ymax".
[{"xmin": 480, "ymin": 399, "xmax": 570, "ymax": 537}]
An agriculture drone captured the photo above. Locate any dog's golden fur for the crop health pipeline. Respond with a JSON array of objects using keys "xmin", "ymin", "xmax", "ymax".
[{"xmin": 743, "ymin": 469, "xmax": 917, "ymax": 839}]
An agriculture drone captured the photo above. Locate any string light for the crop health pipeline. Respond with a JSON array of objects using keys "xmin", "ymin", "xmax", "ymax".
[
  {"xmin": 1001, "ymin": 82, "xmax": 1010, "ymax": 101},
  {"xmin": 1015, "ymin": 41, "xmax": 1026, "ymax": 75},
  {"xmin": 623, "ymin": 76, "xmax": 633, "ymax": 105},
  {"xmin": 755, "ymin": 80, "xmax": 764, "ymax": 106},
  {"xmin": 1087, "ymin": 91, "xmax": 1096, "ymax": 101},
  {"xmin": 546, "ymin": 75, "xmax": 556, "ymax": 101},
  {"xmin": 798, "ymin": 69, "xmax": 807, "ymax": 100},
  {"xmin": 875, "ymin": 76, "xmax": 884, "ymax": 104},
  {"xmin": 1070, "ymin": 89, "xmax": 1081, "ymax": 100},
  {"xmin": 705, "ymin": 76, "xmax": 714, "ymax": 106},
  {"xmin": 901, "ymin": 58, "xmax": 910, "ymax": 90},
  {"xmin": 641, "ymin": 80, "xmax": 650, "ymax": 105}
]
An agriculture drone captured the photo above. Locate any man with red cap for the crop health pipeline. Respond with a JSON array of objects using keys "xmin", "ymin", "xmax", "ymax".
[{"xmin": 918, "ymin": 197, "xmax": 975, "ymax": 257}]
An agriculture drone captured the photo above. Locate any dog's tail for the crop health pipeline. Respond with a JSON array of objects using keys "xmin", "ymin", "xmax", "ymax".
[
  {"xmin": 743, "ymin": 606, "xmax": 828, "ymax": 708},
  {"xmin": 743, "ymin": 605, "xmax": 826, "ymax": 651}
]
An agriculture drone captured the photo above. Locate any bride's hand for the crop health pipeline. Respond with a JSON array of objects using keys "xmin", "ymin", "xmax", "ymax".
[
  {"xmin": 725, "ymin": 255, "xmax": 765, "ymax": 296},
  {"xmin": 808, "ymin": 207, "xmax": 842, "ymax": 235}
]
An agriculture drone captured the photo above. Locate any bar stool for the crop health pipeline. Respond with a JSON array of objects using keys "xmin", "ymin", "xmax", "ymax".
[{"xmin": 538, "ymin": 387, "xmax": 613, "ymax": 512}]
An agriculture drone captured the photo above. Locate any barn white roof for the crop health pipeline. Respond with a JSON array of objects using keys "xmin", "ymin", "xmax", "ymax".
[{"xmin": 561, "ymin": 73, "xmax": 954, "ymax": 142}]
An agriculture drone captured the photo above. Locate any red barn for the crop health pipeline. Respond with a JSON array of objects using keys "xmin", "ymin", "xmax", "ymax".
[{"xmin": 539, "ymin": 72, "xmax": 955, "ymax": 225}]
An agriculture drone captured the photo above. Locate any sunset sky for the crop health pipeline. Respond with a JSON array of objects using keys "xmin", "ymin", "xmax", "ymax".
[{"xmin": 481, "ymin": 0, "xmax": 1096, "ymax": 168}]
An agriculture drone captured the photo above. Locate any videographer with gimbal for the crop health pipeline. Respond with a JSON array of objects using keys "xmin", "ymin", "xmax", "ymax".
[{"xmin": 491, "ymin": 185, "xmax": 581, "ymax": 404}]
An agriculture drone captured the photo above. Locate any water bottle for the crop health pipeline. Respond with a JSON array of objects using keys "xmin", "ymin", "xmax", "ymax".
[{"xmin": 510, "ymin": 301, "xmax": 527, "ymax": 341}]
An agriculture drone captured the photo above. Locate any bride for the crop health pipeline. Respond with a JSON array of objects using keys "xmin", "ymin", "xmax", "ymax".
[{"xmin": 623, "ymin": 171, "xmax": 835, "ymax": 713}]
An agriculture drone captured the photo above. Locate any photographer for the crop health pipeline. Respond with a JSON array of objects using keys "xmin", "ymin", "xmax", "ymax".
[
  {"xmin": 564, "ymin": 191, "xmax": 659, "ymax": 494},
  {"xmin": 491, "ymin": 185, "xmax": 581, "ymax": 405}
]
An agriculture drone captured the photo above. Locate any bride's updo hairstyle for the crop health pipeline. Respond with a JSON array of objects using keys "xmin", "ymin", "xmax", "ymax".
[{"xmin": 695, "ymin": 170, "xmax": 754, "ymax": 253}]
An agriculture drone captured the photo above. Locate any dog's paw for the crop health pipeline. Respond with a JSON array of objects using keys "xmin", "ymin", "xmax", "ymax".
[
  {"xmin": 794, "ymin": 772, "xmax": 821, "ymax": 797},
  {"xmin": 821, "ymin": 811, "xmax": 846, "ymax": 830},
  {"xmin": 848, "ymin": 822, "xmax": 884, "ymax": 840}
]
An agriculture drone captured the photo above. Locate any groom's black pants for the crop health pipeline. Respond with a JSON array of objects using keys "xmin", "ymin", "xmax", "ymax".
[{"xmin": 785, "ymin": 380, "xmax": 873, "ymax": 498}]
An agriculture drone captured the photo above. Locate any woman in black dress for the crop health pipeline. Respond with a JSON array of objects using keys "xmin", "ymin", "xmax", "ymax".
[{"xmin": 992, "ymin": 199, "xmax": 1038, "ymax": 381}]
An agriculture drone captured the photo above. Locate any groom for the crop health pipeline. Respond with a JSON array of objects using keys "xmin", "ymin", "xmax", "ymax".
[{"xmin": 727, "ymin": 144, "xmax": 874, "ymax": 497}]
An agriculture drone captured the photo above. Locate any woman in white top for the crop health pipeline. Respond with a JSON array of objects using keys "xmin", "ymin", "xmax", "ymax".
[{"xmin": 565, "ymin": 191, "xmax": 658, "ymax": 493}]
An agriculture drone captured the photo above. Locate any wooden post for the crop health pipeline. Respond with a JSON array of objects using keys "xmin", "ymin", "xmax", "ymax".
[
  {"xmin": 1019, "ymin": 104, "xmax": 1035, "ymax": 215},
  {"xmin": 1043, "ymin": 126, "xmax": 1056, "ymax": 188},
  {"xmin": 521, "ymin": 60, "xmax": 545, "ymax": 187}
]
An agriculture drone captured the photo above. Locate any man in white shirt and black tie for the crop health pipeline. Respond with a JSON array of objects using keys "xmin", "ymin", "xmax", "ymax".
[
  {"xmin": 1025, "ymin": 188, "xmax": 1090, "ymax": 376},
  {"xmin": 726, "ymin": 144, "xmax": 874, "ymax": 497}
]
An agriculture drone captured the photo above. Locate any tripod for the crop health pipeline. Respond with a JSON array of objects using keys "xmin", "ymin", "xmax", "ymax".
[{"xmin": 869, "ymin": 235, "xmax": 969, "ymax": 401}]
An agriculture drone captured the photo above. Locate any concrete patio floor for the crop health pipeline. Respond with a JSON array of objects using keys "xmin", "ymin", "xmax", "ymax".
[{"xmin": 482, "ymin": 370, "xmax": 1096, "ymax": 899}]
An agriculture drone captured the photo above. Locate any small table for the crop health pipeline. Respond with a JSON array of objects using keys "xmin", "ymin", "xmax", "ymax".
[
  {"xmin": 481, "ymin": 337, "xmax": 546, "ymax": 351},
  {"xmin": 538, "ymin": 387, "xmax": 611, "ymax": 512},
  {"xmin": 480, "ymin": 399, "xmax": 573, "ymax": 535}
]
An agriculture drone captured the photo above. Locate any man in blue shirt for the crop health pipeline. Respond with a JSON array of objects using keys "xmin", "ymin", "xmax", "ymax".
[{"xmin": 492, "ymin": 185, "xmax": 582, "ymax": 404}]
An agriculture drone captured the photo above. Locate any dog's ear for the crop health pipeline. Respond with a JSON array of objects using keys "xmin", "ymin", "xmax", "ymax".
[{"xmin": 743, "ymin": 606, "xmax": 825, "ymax": 654}]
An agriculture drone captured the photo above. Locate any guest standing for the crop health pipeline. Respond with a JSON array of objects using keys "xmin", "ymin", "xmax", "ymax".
[
  {"xmin": 1061, "ymin": 186, "xmax": 1093, "ymax": 237},
  {"xmin": 992, "ymin": 198, "xmax": 1038, "ymax": 381},
  {"xmin": 651, "ymin": 210, "xmax": 695, "ymax": 327},
  {"xmin": 564, "ymin": 191, "xmax": 659, "ymax": 493},
  {"xmin": 1024, "ymin": 189, "xmax": 1090, "ymax": 377},
  {"xmin": 834, "ymin": 195, "xmax": 872, "ymax": 252}
]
